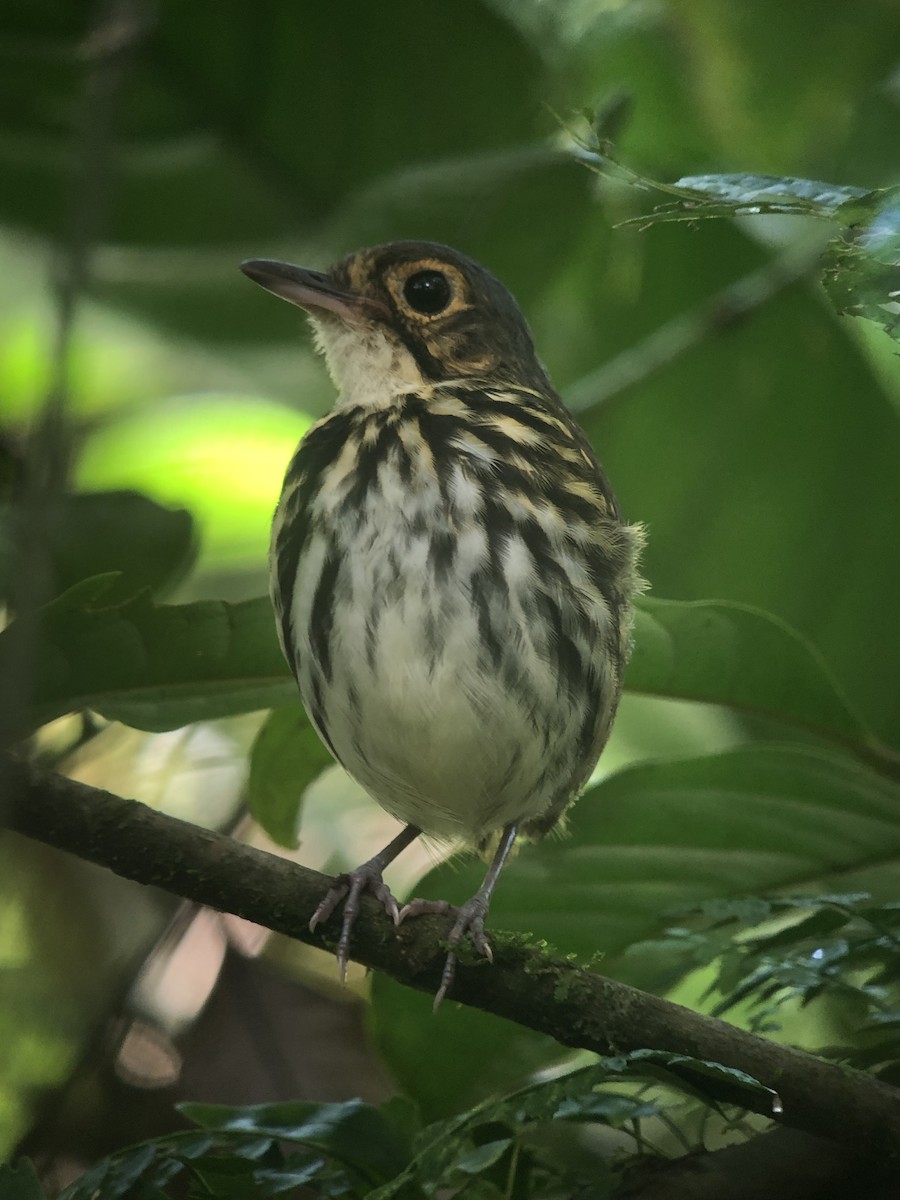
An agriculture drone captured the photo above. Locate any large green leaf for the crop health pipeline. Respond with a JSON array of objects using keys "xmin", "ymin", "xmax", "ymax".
[
  {"xmin": 372, "ymin": 743, "xmax": 900, "ymax": 1117},
  {"xmin": 548, "ymin": 214, "xmax": 900, "ymax": 748},
  {"xmin": 3, "ymin": 1, "xmax": 538, "ymax": 244},
  {"xmin": 17, "ymin": 587, "xmax": 293, "ymax": 734},
  {"xmin": 5, "ymin": 586, "xmax": 879, "ymax": 767},
  {"xmin": 182, "ymin": 1099, "xmax": 411, "ymax": 1186},
  {"xmin": 0, "ymin": 0, "xmax": 565, "ymax": 342},
  {"xmin": 0, "ymin": 490, "xmax": 196, "ymax": 607},
  {"xmin": 629, "ymin": 597, "xmax": 872, "ymax": 749},
  {"xmin": 9, "ymin": 590, "xmax": 886, "ymax": 756}
]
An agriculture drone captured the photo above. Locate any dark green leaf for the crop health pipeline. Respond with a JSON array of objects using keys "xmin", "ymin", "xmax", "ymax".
[
  {"xmin": 375, "ymin": 744, "xmax": 900, "ymax": 1112},
  {"xmin": 1, "ymin": 0, "xmax": 549, "ymax": 341},
  {"xmin": 248, "ymin": 707, "xmax": 333, "ymax": 848},
  {"xmin": 606, "ymin": 1049, "xmax": 778, "ymax": 1112},
  {"xmin": 182, "ymin": 1155, "xmax": 262, "ymax": 1200},
  {"xmin": 14, "ymin": 587, "xmax": 887, "ymax": 754},
  {"xmin": 0, "ymin": 490, "xmax": 196, "ymax": 606},
  {"xmin": 744, "ymin": 907, "xmax": 850, "ymax": 954},
  {"xmin": 0, "ymin": 1161, "xmax": 47, "ymax": 1200},
  {"xmin": 11, "ymin": 593, "xmax": 291, "ymax": 734},
  {"xmin": 567, "ymin": 216, "xmax": 900, "ymax": 745},
  {"xmin": 181, "ymin": 1099, "xmax": 411, "ymax": 1185},
  {"xmin": 630, "ymin": 596, "xmax": 872, "ymax": 747},
  {"xmin": 551, "ymin": 1093, "xmax": 660, "ymax": 1125}
]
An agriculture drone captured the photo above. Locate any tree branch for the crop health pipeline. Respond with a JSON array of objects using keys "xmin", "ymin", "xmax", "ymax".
[{"xmin": 4, "ymin": 757, "xmax": 900, "ymax": 1161}]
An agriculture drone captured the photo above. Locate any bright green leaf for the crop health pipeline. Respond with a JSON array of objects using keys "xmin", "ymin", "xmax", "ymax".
[{"xmin": 76, "ymin": 397, "xmax": 311, "ymax": 571}]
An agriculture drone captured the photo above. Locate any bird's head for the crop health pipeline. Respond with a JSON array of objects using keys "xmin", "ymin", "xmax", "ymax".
[{"xmin": 241, "ymin": 241, "xmax": 549, "ymax": 404}]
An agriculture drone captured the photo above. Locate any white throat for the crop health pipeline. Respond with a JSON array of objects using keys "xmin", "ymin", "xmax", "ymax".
[{"xmin": 311, "ymin": 315, "xmax": 426, "ymax": 409}]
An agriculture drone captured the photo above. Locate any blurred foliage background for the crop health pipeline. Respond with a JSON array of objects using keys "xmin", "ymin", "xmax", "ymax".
[{"xmin": 1, "ymin": 0, "xmax": 899, "ymax": 1188}]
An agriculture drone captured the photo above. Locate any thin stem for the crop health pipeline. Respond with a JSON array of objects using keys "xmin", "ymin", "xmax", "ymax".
[
  {"xmin": 564, "ymin": 241, "xmax": 826, "ymax": 421},
  {"xmin": 0, "ymin": 0, "xmax": 151, "ymax": 759}
]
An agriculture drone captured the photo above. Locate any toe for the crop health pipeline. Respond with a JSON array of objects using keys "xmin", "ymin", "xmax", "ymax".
[
  {"xmin": 433, "ymin": 952, "xmax": 458, "ymax": 1011},
  {"xmin": 309, "ymin": 876, "xmax": 350, "ymax": 932},
  {"xmin": 372, "ymin": 881, "xmax": 401, "ymax": 925},
  {"xmin": 398, "ymin": 897, "xmax": 454, "ymax": 922}
]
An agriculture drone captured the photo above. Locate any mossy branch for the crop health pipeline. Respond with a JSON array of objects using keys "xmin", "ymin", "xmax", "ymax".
[{"xmin": 4, "ymin": 756, "xmax": 900, "ymax": 1161}]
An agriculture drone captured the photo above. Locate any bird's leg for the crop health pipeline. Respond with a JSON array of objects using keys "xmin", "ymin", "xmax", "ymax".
[
  {"xmin": 400, "ymin": 821, "xmax": 518, "ymax": 1008},
  {"xmin": 310, "ymin": 823, "xmax": 421, "ymax": 982}
]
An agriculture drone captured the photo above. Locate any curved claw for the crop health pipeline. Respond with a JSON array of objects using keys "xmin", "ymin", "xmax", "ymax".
[
  {"xmin": 306, "ymin": 826, "xmax": 420, "ymax": 981},
  {"xmin": 403, "ymin": 894, "xmax": 495, "ymax": 1008},
  {"xmin": 309, "ymin": 876, "xmax": 351, "ymax": 933},
  {"xmin": 309, "ymin": 861, "xmax": 405, "ymax": 982}
]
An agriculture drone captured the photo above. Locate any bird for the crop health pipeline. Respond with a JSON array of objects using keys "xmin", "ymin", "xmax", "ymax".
[{"xmin": 241, "ymin": 241, "xmax": 644, "ymax": 1006}]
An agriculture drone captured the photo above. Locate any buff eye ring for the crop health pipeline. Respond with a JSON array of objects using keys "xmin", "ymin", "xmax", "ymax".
[{"xmin": 402, "ymin": 269, "xmax": 452, "ymax": 315}]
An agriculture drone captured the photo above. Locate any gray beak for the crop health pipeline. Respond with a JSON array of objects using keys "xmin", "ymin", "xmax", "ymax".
[{"xmin": 241, "ymin": 258, "xmax": 380, "ymax": 321}]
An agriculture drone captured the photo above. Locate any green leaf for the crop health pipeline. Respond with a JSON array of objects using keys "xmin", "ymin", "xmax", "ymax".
[
  {"xmin": 374, "ymin": 744, "xmax": 900, "ymax": 1114},
  {"xmin": 181, "ymin": 1099, "xmax": 411, "ymax": 1186},
  {"xmin": 645, "ymin": 892, "xmax": 900, "ymax": 1052},
  {"xmin": 75, "ymin": 398, "xmax": 312, "ymax": 572},
  {"xmin": 606, "ymin": 1048, "xmax": 778, "ymax": 1111},
  {"xmin": 56, "ymin": 1130, "xmax": 290, "ymax": 1200},
  {"xmin": 451, "ymin": 1139, "xmax": 512, "ymax": 1176},
  {"xmin": 0, "ymin": 1161, "xmax": 47, "ymax": 1200},
  {"xmin": 673, "ymin": 173, "xmax": 870, "ymax": 216},
  {"xmin": 14, "ymin": 587, "xmax": 886, "ymax": 755},
  {"xmin": 562, "ymin": 213, "xmax": 900, "ymax": 746},
  {"xmin": 10, "ymin": 593, "xmax": 291, "ymax": 734},
  {"xmin": 0, "ymin": 490, "xmax": 196, "ymax": 606},
  {"xmin": 630, "ymin": 596, "xmax": 872, "ymax": 747},
  {"xmin": 248, "ymin": 707, "xmax": 333, "ymax": 848},
  {"xmin": 373, "ymin": 1052, "xmax": 765, "ymax": 1199},
  {"xmin": 1, "ymin": 0, "xmax": 549, "ymax": 342}
]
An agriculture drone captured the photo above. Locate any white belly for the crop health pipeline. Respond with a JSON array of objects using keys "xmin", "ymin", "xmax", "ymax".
[{"xmin": 286, "ymin": 482, "xmax": 612, "ymax": 842}]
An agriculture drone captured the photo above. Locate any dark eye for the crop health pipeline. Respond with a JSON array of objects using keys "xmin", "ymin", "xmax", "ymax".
[{"xmin": 403, "ymin": 269, "xmax": 452, "ymax": 315}]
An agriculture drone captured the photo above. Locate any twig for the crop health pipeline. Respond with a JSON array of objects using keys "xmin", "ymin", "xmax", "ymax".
[
  {"xmin": 0, "ymin": 0, "xmax": 151, "ymax": 765},
  {"xmin": 564, "ymin": 241, "xmax": 826, "ymax": 419},
  {"xmin": 4, "ymin": 758, "xmax": 900, "ymax": 1162}
]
